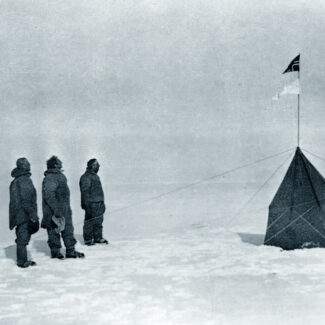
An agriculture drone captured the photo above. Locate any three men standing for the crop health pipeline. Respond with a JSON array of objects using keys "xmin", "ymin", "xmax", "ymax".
[
  {"xmin": 41, "ymin": 156, "xmax": 85, "ymax": 259},
  {"xmin": 80, "ymin": 159, "xmax": 108, "ymax": 246},
  {"xmin": 9, "ymin": 156, "xmax": 109, "ymax": 267},
  {"xmin": 9, "ymin": 158, "xmax": 39, "ymax": 268}
]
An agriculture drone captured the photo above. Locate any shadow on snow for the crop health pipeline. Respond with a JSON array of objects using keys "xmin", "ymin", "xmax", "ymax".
[
  {"xmin": 4, "ymin": 245, "xmax": 16, "ymax": 262},
  {"xmin": 32, "ymin": 240, "xmax": 51, "ymax": 256},
  {"xmin": 238, "ymin": 232, "xmax": 265, "ymax": 246}
]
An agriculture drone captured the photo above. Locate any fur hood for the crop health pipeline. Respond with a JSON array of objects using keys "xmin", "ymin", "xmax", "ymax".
[
  {"xmin": 44, "ymin": 168, "xmax": 62, "ymax": 176},
  {"xmin": 11, "ymin": 168, "xmax": 31, "ymax": 178}
]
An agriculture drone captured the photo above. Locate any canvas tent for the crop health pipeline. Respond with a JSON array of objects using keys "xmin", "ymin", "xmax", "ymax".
[{"xmin": 264, "ymin": 147, "xmax": 325, "ymax": 250}]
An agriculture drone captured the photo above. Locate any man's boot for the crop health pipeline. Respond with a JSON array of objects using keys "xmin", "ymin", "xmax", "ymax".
[
  {"xmin": 94, "ymin": 238, "xmax": 109, "ymax": 244},
  {"xmin": 18, "ymin": 261, "xmax": 37, "ymax": 268},
  {"xmin": 66, "ymin": 247, "xmax": 85, "ymax": 259},
  {"xmin": 84, "ymin": 239, "xmax": 95, "ymax": 246},
  {"xmin": 51, "ymin": 249, "xmax": 64, "ymax": 260},
  {"xmin": 17, "ymin": 245, "xmax": 36, "ymax": 268},
  {"xmin": 17, "ymin": 244, "xmax": 27, "ymax": 267}
]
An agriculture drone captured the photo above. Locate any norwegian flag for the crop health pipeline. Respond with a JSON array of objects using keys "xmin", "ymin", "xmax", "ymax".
[{"xmin": 283, "ymin": 54, "xmax": 300, "ymax": 74}]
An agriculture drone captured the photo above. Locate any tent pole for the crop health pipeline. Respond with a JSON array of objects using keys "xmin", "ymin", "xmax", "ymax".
[{"xmin": 297, "ymin": 70, "xmax": 300, "ymax": 147}]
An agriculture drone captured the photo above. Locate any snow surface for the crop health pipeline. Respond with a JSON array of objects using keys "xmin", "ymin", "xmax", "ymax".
[
  {"xmin": 2, "ymin": 155, "xmax": 325, "ymax": 325},
  {"xmin": 2, "ymin": 225, "xmax": 325, "ymax": 325}
]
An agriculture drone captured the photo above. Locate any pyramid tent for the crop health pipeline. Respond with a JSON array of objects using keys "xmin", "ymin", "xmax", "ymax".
[{"xmin": 264, "ymin": 147, "xmax": 325, "ymax": 250}]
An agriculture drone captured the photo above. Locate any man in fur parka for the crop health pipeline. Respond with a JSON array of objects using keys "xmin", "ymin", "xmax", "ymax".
[
  {"xmin": 9, "ymin": 158, "xmax": 39, "ymax": 268},
  {"xmin": 42, "ymin": 155, "xmax": 84, "ymax": 259},
  {"xmin": 80, "ymin": 159, "xmax": 108, "ymax": 245}
]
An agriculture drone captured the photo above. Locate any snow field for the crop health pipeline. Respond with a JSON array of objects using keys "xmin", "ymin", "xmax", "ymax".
[{"xmin": 1, "ymin": 226, "xmax": 325, "ymax": 324}]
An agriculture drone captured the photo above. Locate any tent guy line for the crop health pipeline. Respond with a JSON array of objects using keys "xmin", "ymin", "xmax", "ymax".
[
  {"xmin": 264, "ymin": 206, "xmax": 315, "ymax": 244},
  {"xmin": 225, "ymin": 150, "xmax": 295, "ymax": 229},
  {"xmin": 106, "ymin": 147, "xmax": 295, "ymax": 216},
  {"xmin": 266, "ymin": 196, "xmax": 325, "ymax": 231},
  {"xmin": 246, "ymin": 194, "xmax": 324, "ymax": 215},
  {"xmin": 245, "ymin": 167, "xmax": 325, "ymax": 216},
  {"xmin": 302, "ymin": 148, "xmax": 325, "ymax": 164},
  {"xmin": 301, "ymin": 217, "xmax": 325, "ymax": 242},
  {"xmin": 31, "ymin": 147, "xmax": 293, "ymax": 241}
]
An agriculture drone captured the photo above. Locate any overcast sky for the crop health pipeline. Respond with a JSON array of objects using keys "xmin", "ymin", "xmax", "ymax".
[{"xmin": 1, "ymin": 0, "xmax": 325, "ymax": 238}]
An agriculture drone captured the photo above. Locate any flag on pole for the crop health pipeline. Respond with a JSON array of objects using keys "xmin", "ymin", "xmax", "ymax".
[
  {"xmin": 280, "ymin": 78, "xmax": 300, "ymax": 95},
  {"xmin": 283, "ymin": 54, "xmax": 300, "ymax": 74},
  {"xmin": 272, "ymin": 79, "xmax": 299, "ymax": 100}
]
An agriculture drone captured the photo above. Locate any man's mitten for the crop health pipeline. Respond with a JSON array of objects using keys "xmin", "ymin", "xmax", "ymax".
[
  {"xmin": 28, "ymin": 217, "xmax": 40, "ymax": 235},
  {"xmin": 52, "ymin": 216, "xmax": 66, "ymax": 234}
]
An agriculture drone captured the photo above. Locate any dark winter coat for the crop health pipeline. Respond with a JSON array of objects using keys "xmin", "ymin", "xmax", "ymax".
[
  {"xmin": 41, "ymin": 168, "xmax": 72, "ymax": 228},
  {"xmin": 79, "ymin": 170, "xmax": 105, "ymax": 219},
  {"xmin": 9, "ymin": 168, "xmax": 37, "ymax": 230}
]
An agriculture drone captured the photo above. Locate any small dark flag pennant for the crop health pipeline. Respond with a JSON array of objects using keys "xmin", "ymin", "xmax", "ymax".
[{"xmin": 283, "ymin": 54, "xmax": 300, "ymax": 74}]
